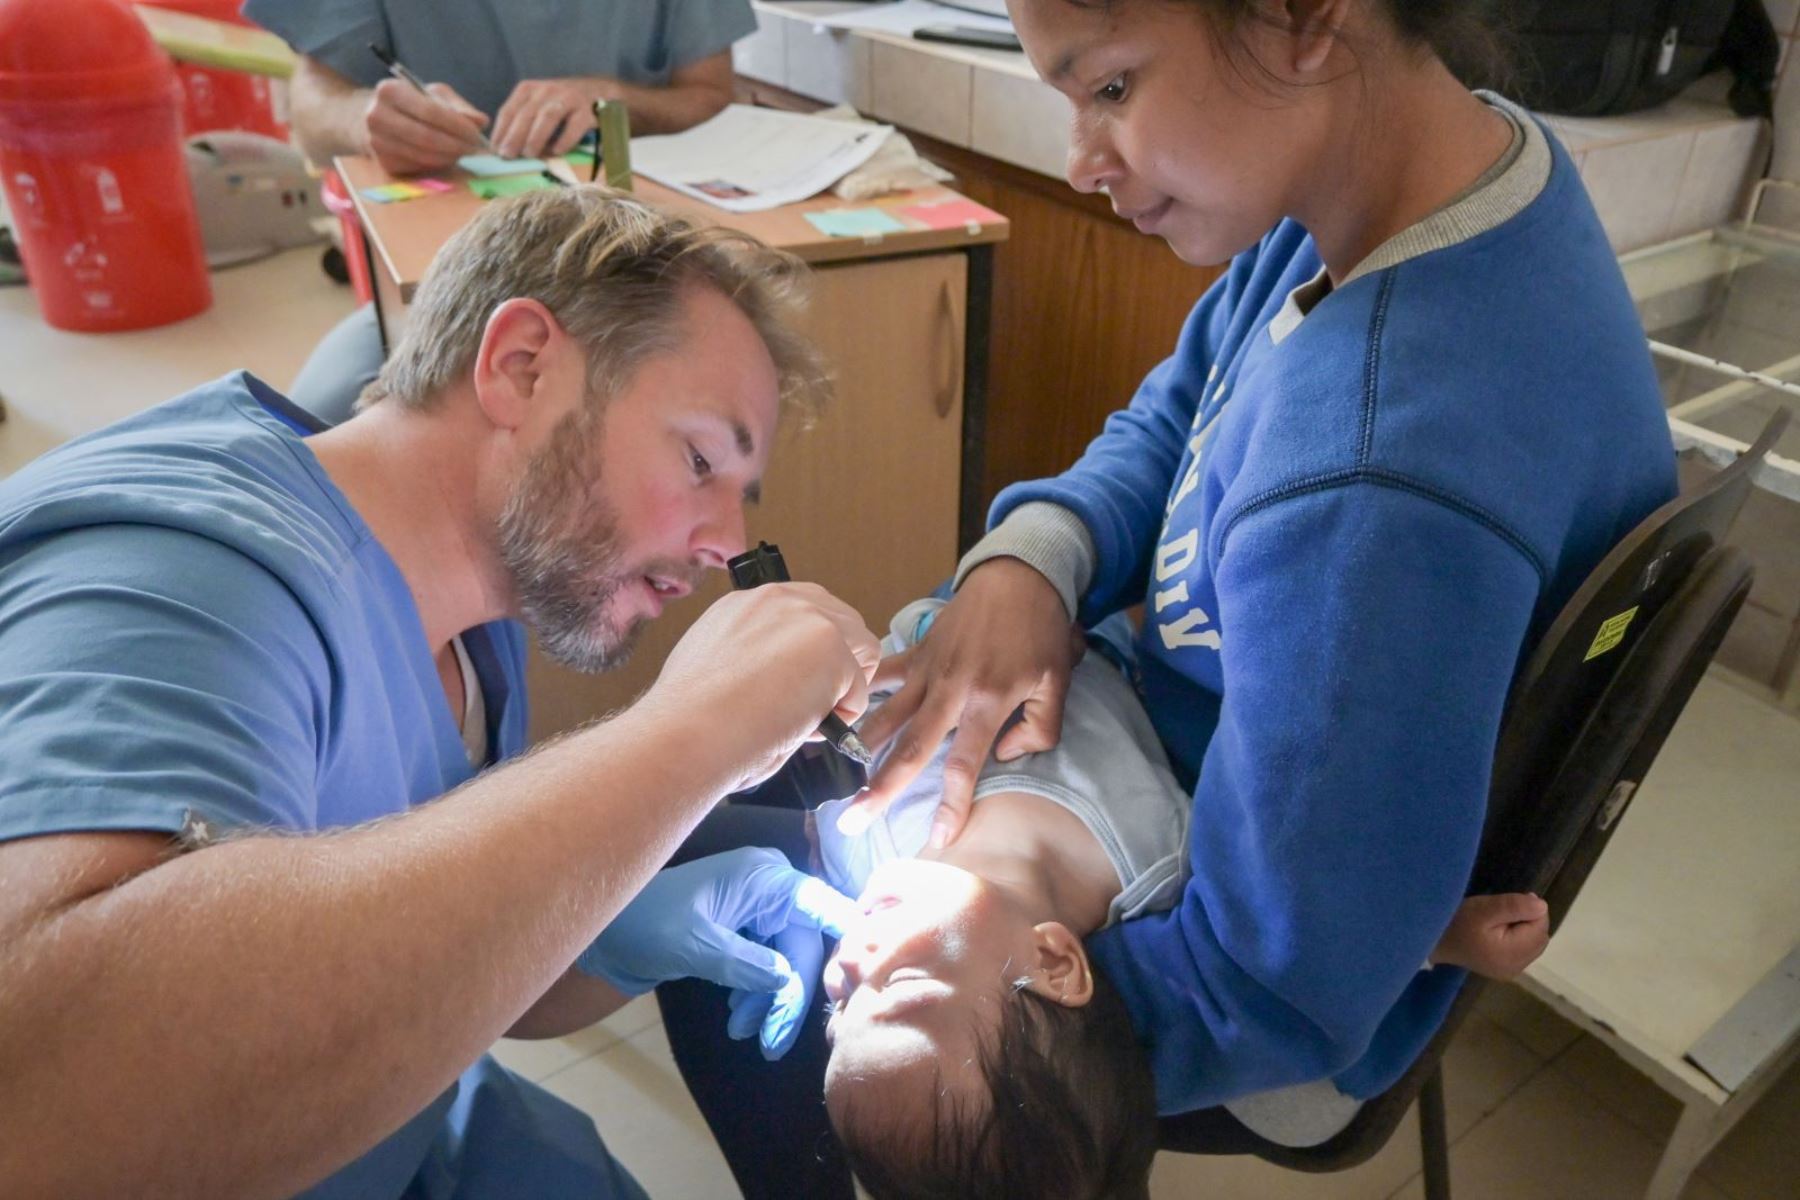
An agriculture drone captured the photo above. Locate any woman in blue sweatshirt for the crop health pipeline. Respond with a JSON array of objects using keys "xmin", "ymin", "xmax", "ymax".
[{"xmin": 849, "ymin": 0, "xmax": 1677, "ymax": 1126}]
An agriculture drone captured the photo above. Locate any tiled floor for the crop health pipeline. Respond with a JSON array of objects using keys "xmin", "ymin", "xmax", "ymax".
[{"xmin": 4, "ymin": 251, "xmax": 1798, "ymax": 1200}]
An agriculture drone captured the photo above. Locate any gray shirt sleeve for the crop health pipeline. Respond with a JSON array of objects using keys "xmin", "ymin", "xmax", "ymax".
[
  {"xmin": 952, "ymin": 502, "xmax": 1098, "ymax": 620},
  {"xmin": 663, "ymin": 0, "xmax": 758, "ymax": 69},
  {"xmin": 244, "ymin": 0, "xmax": 388, "ymax": 87}
]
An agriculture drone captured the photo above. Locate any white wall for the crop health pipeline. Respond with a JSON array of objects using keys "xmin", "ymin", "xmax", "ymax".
[{"xmin": 1763, "ymin": 0, "xmax": 1800, "ymax": 227}]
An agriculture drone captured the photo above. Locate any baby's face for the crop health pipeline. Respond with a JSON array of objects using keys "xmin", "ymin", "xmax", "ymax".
[{"xmin": 820, "ymin": 858, "xmax": 1043, "ymax": 1124}]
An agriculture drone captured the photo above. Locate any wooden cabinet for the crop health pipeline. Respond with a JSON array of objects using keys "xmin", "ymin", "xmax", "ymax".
[{"xmin": 526, "ymin": 252, "xmax": 970, "ymax": 741}]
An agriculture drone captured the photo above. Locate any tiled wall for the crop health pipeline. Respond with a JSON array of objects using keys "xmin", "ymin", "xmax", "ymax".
[
  {"xmin": 1766, "ymin": 0, "xmax": 1800, "ymax": 228},
  {"xmin": 1543, "ymin": 90, "xmax": 1765, "ymax": 251}
]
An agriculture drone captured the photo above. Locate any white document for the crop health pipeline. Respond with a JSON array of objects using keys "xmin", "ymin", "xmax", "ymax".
[
  {"xmin": 810, "ymin": 0, "xmax": 1014, "ymax": 36},
  {"xmin": 629, "ymin": 105, "xmax": 894, "ymax": 213}
]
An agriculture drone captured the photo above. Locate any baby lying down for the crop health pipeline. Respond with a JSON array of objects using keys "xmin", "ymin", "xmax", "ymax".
[{"xmin": 810, "ymin": 599, "xmax": 1549, "ymax": 1200}]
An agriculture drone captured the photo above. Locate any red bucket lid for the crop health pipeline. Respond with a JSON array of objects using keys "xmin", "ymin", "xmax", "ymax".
[{"xmin": 0, "ymin": 0, "xmax": 178, "ymax": 106}]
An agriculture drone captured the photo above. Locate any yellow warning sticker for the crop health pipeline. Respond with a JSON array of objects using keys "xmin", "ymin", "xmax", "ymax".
[{"xmin": 1584, "ymin": 607, "xmax": 1640, "ymax": 661}]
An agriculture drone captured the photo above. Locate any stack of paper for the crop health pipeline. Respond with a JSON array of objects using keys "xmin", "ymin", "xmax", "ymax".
[{"xmin": 630, "ymin": 106, "xmax": 894, "ymax": 214}]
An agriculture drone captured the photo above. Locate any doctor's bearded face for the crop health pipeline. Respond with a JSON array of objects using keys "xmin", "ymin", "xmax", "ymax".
[
  {"xmin": 494, "ymin": 405, "xmax": 653, "ymax": 672},
  {"xmin": 495, "ymin": 287, "xmax": 779, "ymax": 673}
]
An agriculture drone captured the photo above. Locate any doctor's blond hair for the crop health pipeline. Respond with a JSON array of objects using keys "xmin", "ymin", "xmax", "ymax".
[{"xmin": 361, "ymin": 187, "xmax": 830, "ymax": 421}]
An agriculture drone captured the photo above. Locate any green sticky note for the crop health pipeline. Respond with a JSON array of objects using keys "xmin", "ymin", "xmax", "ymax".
[
  {"xmin": 806, "ymin": 208, "xmax": 908, "ymax": 238},
  {"xmin": 468, "ymin": 174, "xmax": 559, "ymax": 200},
  {"xmin": 458, "ymin": 153, "xmax": 548, "ymax": 177}
]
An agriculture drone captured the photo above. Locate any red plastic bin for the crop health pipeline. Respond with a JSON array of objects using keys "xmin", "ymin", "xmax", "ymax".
[
  {"xmin": 138, "ymin": 0, "xmax": 287, "ymax": 137},
  {"xmin": 0, "ymin": 0, "xmax": 212, "ymax": 331}
]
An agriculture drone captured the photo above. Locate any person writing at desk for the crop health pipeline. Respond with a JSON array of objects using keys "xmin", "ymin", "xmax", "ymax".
[
  {"xmin": 0, "ymin": 189, "xmax": 877, "ymax": 1198},
  {"xmin": 251, "ymin": 0, "xmax": 756, "ymax": 425}
]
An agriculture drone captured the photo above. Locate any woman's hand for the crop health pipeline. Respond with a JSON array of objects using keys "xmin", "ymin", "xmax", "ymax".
[
  {"xmin": 1430, "ymin": 893, "xmax": 1550, "ymax": 980},
  {"xmin": 845, "ymin": 558, "xmax": 1082, "ymax": 848}
]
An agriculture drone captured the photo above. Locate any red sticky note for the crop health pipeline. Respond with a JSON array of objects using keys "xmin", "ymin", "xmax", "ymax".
[{"xmin": 898, "ymin": 198, "xmax": 1002, "ymax": 230}]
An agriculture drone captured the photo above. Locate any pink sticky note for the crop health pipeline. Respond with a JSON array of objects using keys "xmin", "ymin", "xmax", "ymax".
[
  {"xmin": 416, "ymin": 178, "xmax": 454, "ymax": 193},
  {"xmin": 897, "ymin": 198, "xmax": 1002, "ymax": 231}
]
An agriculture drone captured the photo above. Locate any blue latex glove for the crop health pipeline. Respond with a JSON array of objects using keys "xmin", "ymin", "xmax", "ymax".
[
  {"xmin": 577, "ymin": 847, "xmax": 856, "ymax": 1057},
  {"xmin": 724, "ymin": 907, "xmax": 833, "ymax": 1061}
]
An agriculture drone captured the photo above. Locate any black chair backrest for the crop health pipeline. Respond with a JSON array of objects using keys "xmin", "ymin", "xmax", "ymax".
[
  {"xmin": 1249, "ymin": 409, "xmax": 1787, "ymax": 1173},
  {"xmin": 1472, "ymin": 408, "xmax": 1786, "ymax": 909}
]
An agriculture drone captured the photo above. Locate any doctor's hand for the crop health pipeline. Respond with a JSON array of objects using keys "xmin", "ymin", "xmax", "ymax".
[
  {"xmin": 577, "ymin": 848, "xmax": 856, "ymax": 1057},
  {"xmin": 363, "ymin": 78, "xmax": 489, "ymax": 175},
  {"xmin": 649, "ymin": 584, "xmax": 881, "ymax": 796},
  {"xmin": 848, "ymin": 558, "xmax": 1081, "ymax": 850}
]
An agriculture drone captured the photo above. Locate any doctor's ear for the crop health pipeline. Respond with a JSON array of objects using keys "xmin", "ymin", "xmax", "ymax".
[
  {"xmin": 471, "ymin": 297, "xmax": 568, "ymax": 430},
  {"xmin": 1024, "ymin": 922, "xmax": 1096, "ymax": 1008}
]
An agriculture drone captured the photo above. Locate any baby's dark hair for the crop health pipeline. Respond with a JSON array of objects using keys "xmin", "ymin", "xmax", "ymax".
[{"xmin": 832, "ymin": 965, "xmax": 1158, "ymax": 1200}]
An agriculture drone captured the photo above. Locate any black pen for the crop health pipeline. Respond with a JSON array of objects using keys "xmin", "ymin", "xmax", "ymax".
[
  {"xmin": 368, "ymin": 43, "xmax": 497, "ymax": 155},
  {"xmin": 726, "ymin": 542, "xmax": 875, "ymax": 767}
]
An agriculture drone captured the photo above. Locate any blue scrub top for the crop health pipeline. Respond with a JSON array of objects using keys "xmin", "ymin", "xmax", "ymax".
[
  {"xmin": 0, "ymin": 373, "xmax": 642, "ymax": 1199},
  {"xmin": 246, "ymin": 0, "xmax": 758, "ymax": 119}
]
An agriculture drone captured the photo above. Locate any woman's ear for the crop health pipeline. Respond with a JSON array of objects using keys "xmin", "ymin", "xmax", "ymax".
[
  {"xmin": 1025, "ymin": 922, "xmax": 1096, "ymax": 1008},
  {"xmin": 471, "ymin": 297, "xmax": 560, "ymax": 431},
  {"xmin": 1277, "ymin": 0, "xmax": 1354, "ymax": 76}
]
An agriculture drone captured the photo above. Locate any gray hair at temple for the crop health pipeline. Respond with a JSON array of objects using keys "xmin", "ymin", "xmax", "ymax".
[{"xmin": 361, "ymin": 186, "xmax": 831, "ymax": 423}]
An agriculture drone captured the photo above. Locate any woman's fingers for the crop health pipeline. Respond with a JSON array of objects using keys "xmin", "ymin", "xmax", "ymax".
[
  {"xmin": 867, "ymin": 646, "xmax": 916, "ymax": 697},
  {"xmin": 854, "ymin": 666, "xmax": 926, "ymax": 753},
  {"xmin": 838, "ymin": 688, "xmax": 968, "ymax": 831},
  {"xmin": 1472, "ymin": 891, "xmax": 1549, "ymax": 926},
  {"xmin": 929, "ymin": 705, "xmax": 1012, "ymax": 848},
  {"xmin": 993, "ymin": 677, "xmax": 1068, "ymax": 763}
]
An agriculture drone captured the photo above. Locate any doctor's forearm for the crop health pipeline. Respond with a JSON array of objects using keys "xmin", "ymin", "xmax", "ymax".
[
  {"xmin": 505, "ymin": 968, "xmax": 632, "ymax": 1039},
  {"xmin": 593, "ymin": 78, "xmax": 732, "ymax": 135},
  {"xmin": 0, "ymin": 694, "xmax": 732, "ymax": 1200}
]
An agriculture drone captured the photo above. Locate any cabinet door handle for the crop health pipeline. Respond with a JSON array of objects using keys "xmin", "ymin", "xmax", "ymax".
[{"xmin": 934, "ymin": 277, "xmax": 962, "ymax": 420}]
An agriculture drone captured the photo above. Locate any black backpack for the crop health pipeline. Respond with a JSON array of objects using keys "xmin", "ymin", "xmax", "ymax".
[{"xmin": 1475, "ymin": 0, "xmax": 1779, "ymax": 118}]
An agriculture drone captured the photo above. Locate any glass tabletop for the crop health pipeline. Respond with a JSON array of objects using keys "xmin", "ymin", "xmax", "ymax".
[{"xmin": 1622, "ymin": 226, "xmax": 1800, "ymax": 467}]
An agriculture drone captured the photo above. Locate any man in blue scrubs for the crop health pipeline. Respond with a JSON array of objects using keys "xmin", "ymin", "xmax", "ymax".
[
  {"xmin": 0, "ymin": 187, "xmax": 876, "ymax": 1197},
  {"xmin": 255, "ymin": 0, "xmax": 759, "ymax": 424}
]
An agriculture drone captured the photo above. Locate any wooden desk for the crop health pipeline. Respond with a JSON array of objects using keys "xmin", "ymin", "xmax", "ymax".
[{"xmin": 336, "ymin": 155, "xmax": 1007, "ymax": 741}]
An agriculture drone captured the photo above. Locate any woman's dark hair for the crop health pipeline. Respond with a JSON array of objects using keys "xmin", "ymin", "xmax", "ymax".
[
  {"xmin": 833, "ymin": 966, "xmax": 1158, "ymax": 1200},
  {"xmin": 1061, "ymin": 0, "xmax": 1511, "ymax": 91}
]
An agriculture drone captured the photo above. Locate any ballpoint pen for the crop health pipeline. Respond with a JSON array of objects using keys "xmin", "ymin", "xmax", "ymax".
[{"xmin": 368, "ymin": 43, "xmax": 498, "ymax": 155}]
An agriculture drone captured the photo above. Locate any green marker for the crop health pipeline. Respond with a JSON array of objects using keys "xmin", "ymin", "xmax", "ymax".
[{"xmin": 594, "ymin": 100, "xmax": 633, "ymax": 191}]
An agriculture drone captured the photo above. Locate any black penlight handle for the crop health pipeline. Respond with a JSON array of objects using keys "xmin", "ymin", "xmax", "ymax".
[
  {"xmin": 725, "ymin": 542, "xmax": 874, "ymax": 775},
  {"xmin": 727, "ymin": 540, "xmax": 791, "ymax": 590}
]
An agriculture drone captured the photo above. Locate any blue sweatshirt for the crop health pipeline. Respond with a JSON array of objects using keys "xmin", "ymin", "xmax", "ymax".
[{"xmin": 988, "ymin": 106, "xmax": 1675, "ymax": 1114}]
